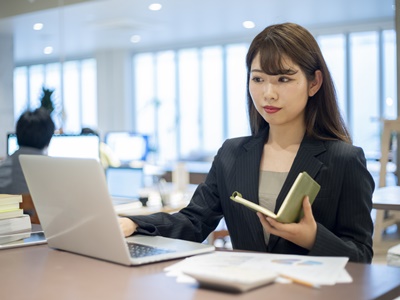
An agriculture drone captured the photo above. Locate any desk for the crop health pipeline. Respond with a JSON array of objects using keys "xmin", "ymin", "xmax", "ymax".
[
  {"xmin": 373, "ymin": 186, "xmax": 400, "ymax": 211},
  {"xmin": 114, "ymin": 183, "xmax": 197, "ymax": 216},
  {"xmin": 1, "ymin": 245, "xmax": 399, "ymax": 300}
]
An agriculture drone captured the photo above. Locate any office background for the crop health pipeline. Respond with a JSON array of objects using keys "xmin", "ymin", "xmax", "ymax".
[{"xmin": 0, "ymin": 0, "xmax": 398, "ymax": 166}]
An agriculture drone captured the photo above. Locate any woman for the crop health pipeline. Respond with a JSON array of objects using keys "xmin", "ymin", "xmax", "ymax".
[{"xmin": 119, "ymin": 23, "xmax": 374, "ymax": 263}]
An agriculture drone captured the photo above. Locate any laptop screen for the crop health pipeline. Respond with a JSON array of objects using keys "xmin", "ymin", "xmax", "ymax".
[{"xmin": 7, "ymin": 133, "xmax": 100, "ymax": 160}]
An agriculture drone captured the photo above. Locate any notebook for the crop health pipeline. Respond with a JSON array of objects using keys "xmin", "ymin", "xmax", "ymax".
[{"xmin": 19, "ymin": 155, "xmax": 215, "ymax": 266}]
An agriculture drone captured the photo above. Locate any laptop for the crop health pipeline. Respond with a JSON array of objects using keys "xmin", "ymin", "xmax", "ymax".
[{"xmin": 19, "ymin": 155, "xmax": 215, "ymax": 266}]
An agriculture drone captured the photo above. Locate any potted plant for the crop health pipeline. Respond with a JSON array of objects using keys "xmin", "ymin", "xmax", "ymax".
[
  {"xmin": 39, "ymin": 86, "xmax": 64, "ymax": 132},
  {"xmin": 39, "ymin": 86, "xmax": 55, "ymax": 114}
]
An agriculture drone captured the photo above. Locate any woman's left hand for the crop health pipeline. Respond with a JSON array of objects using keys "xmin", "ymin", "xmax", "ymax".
[{"xmin": 257, "ymin": 196, "xmax": 317, "ymax": 250}]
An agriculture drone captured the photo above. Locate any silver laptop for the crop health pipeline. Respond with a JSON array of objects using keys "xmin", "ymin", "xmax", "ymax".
[{"xmin": 19, "ymin": 155, "xmax": 214, "ymax": 266}]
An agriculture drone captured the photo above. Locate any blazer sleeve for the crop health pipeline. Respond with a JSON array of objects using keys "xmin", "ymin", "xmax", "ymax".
[
  {"xmin": 308, "ymin": 145, "xmax": 374, "ymax": 263},
  {"xmin": 126, "ymin": 149, "xmax": 226, "ymax": 243}
]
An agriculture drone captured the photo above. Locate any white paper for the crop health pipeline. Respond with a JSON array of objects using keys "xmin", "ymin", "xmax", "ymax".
[{"xmin": 164, "ymin": 252, "xmax": 351, "ymax": 286}]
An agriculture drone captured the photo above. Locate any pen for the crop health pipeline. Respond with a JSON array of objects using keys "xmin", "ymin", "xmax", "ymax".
[{"xmin": 279, "ymin": 274, "xmax": 321, "ymax": 289}]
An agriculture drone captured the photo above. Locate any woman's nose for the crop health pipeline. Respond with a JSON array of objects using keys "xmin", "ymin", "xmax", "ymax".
[{"xmin": 263, "ymin": 83, "xmax": 277, "ymax": 101}]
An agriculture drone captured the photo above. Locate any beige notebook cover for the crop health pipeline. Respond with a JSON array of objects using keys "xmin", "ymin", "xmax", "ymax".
[{"xmin": 230, "ymin": 172, "xmax": 320, "ymax": 223}]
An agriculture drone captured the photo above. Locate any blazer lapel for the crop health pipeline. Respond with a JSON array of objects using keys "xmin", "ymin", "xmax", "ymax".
[
  {"xmin": 233, "ymin": 129, "xmax": 268, "ymax": 250},
  {"xmin": 267, "ymin": 135, "xmax": 326, "ymax": 251},
  {"xmin": 234, "ymin": 129, "xmax": 268, "ymax": 204}
]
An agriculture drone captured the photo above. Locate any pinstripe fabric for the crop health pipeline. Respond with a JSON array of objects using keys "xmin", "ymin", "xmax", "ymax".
[{"xmin": 129, "ymin": 127, "xmax": 375, "ymax": 263}]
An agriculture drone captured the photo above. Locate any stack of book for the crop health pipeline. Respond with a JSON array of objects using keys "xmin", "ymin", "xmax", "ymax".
[{"xmin": 0, "ymin": 194, "xmax": 32, "ymax": 245}]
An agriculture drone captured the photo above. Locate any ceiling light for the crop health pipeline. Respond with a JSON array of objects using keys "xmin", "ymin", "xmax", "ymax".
[
  {"xmin": 386, "ymin": 97, "xmax": 394, "ymax": 106},
  {"xmin": 130, "ymin": 35, "xmax": 141, "ymax": 43},
  {"xmin": 33, "ymin": 23, "xmax": 43, "ymax": 30},
  {"xmin": 149, "ymin": 3, "xmax": 162, "ymax": 11},
  {"xmin": 242, "ymin": 21, "xmax": 255, "ymax": 29},
  {"xmin": 43, "ymin": 46, "xmax": 53, "ymax": 55}
]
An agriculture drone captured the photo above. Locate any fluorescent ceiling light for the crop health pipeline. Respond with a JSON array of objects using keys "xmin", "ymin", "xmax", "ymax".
[
  {"xmin": 242, "ymin": 21, "xmax": 255, "ymax": 29},
  {"xmin": 130, "ymin": 35, "xmax": 141, "ymax": 43},
  {"xmin": 43, "ymin": 46, "xmax": 53, "ymax": 54},
  {"xmin": 149, "ymin": 3, "xmax": 162, "ymax": 11},
  {"xmin": 33, "ymin": 23, "xmax": 43, "ymax": 30}
]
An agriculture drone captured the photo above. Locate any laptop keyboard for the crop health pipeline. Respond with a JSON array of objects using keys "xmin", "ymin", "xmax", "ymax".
[{"xmin": 127, "ymin": 242, "xmax": 175, "ymax": 258}]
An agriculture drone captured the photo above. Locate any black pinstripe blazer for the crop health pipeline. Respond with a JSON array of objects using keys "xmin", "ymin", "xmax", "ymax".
[{"xmin": 130, "ymin": 128, "xmax": 375, "ymax": 263}]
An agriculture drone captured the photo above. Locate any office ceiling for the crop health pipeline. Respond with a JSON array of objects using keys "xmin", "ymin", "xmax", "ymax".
[{"xmin": 0, "ymin": 0, "xmax": 396, "ymax": 65}]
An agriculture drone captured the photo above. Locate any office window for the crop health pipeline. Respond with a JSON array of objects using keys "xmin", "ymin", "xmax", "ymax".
[
  {"xmin": 382, "ymin": 29, "xmax": 397, "ymax": 120},
  {"xmin": 28, "ymin": 65, "xmax": 45, "ymax": 109},
  {"xmin": 318, "ymin": 34, "xmax": 347, "ymax": 122},
  {"xmin": 350, "ymin": 32, "xmax": 380, "ymax": 156},
  {"xmin": 43, "ymin": 63, "xmax": 62, "ymax": 129},
  {"xmin": 13, "ymin": 58, "xmax": 97, "ymax": 132},
  {"xmin": 81, "ymin": 59, "xmax": 98, "ymax": 129},
  {"xmin": 178, "ymin": 49, "xmax": 201, "ymax": 158},
  {"xmin": 63, "ymin": 61, "xmax": 81, "ymax": 133},
  {"xmin": 226, "ymin": 44, "xmax": 250, "ymax": 138},
  {"xmin": 131, "ymin": 27, "xmax": 397, "ymax": 163},
  {"xmin": 133, "ymin": 44, "xmax": 251, "ymax": 162},
  {"xmin": 13, "ymin": 67, "xmax": 28, "ymax": 120},
  {"xmin": 44, "ymin": 63, "xmax": 61, "ymax": 92},
  {"xmin": 201, "ymin": 46, "xmax": 224, "ymax": 154},
  {"xmin": 134, "ymin": 53, "xmax": 157, "ymax": 160},
  {"xmin": 156, "ymin": 51, "xmax": 177, "ymax": 162}
]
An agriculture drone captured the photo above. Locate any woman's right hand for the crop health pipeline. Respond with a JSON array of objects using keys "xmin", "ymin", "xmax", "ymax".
[{"xmin": 118, "ymin": 217, "xmax": 138, "ymax": 237}]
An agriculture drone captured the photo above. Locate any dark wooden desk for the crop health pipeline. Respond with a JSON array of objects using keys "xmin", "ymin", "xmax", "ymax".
[{"xmin": 0, "ymin": 245, "xmax": 399, "ymax": 300}]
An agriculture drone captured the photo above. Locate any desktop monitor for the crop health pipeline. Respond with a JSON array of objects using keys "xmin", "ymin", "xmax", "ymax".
[
  {"xmin": 104, "ymin": 131, "xmax": 149, "ymax": 164},
  {"xmin": 7, "ymin": 133, "xmax": 100, "ymax": 160},
  {"xmin": 106, "ymin": 167, "xmax": 144, "ymax": 200}
]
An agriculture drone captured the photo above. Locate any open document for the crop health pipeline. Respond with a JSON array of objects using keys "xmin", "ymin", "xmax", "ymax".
[{"xmin": 164, "ymin": 252, "xmax": 351, "ymax": 292}]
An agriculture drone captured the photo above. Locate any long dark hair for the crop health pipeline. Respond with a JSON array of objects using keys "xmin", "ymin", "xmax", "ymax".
[{"xmin": 246, "ymin": 22, "xmax": 351, "ymax": 143}]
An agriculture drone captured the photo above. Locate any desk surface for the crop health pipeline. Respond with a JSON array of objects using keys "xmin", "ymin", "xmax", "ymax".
[
  {"xmin": 1, "ymin": 245, "xmax": 400, "ymax": 300},
  {"xmin": 373, "ymin": 186, "xmax": 400, "ymax": 210}
]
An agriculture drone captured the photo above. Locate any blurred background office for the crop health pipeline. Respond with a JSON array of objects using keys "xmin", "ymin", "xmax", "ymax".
[{"xmin": 0, "ymin": 0, "xmax": 398, "ymax": 183}]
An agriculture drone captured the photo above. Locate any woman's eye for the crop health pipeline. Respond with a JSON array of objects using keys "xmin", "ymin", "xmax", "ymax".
[
  {"xmin": 279, "ymin": 76, "xmax": 290, "ymax": 82},
  {"xmin": 252, "ymin": 77, "xmax": 263, "ymax": 83}
]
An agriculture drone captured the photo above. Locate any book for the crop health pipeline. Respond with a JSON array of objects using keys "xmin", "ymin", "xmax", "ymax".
[
  {"xmin": 230, "ymin": 171, "xmax": 321, "ymax": 223},
  {"xmin": 0, "ymin": 231, "xmax": 32, "ymax": 245},
  {"xmin": 0, "ymin": 194, "xmax": 23, "ymax": 205},
  {"xmin": 0, "ymin": 202, "xmax": 21, "ymax": 213},
  {"xmin": 0, "ymin": 209, "xmax": 24, "ymax": 220},
  {"xmin": 183, "ymin": 266, "xmax": 277, "ymax": 293},
  {"xmin": 0, "ymin": 214, "xmax": 31, "ymax": 235}
]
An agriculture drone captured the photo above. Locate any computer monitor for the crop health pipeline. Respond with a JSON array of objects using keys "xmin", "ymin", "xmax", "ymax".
[
  {"xmin": 7, "ymin": 133, "xmax": 18, "ymax": 156},
  {"xmin": 7, "ymin": 133, "xmax": 100, "ymax": 160},
  {"xmin": 104, "ymin": 131, "xmax": 149, "ymax": 164},
  {"xmin": 105, "ymin": 167, "xmax": 144, "ymax": 201}
]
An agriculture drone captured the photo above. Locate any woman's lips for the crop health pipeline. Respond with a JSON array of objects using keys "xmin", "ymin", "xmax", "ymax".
[{"xmin": 264, "ymin": 106, "xmax": 281, "ymax": 114}]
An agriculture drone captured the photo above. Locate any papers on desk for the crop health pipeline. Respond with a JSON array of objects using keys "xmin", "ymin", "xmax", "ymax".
[{"xmin": 164, "ymin": 252, "xmax": 351, "ymax": 292}]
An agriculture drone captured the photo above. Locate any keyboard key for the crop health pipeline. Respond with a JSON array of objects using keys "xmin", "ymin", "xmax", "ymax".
[{"xmin": 128, "ymin": 243, "xmax": 175, "ymax": 258}]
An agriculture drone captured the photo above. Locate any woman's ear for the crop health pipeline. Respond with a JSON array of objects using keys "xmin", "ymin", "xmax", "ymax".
[{"xmin": 308, "ymin": 70, "xmax": 323, "ymax": 97}]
